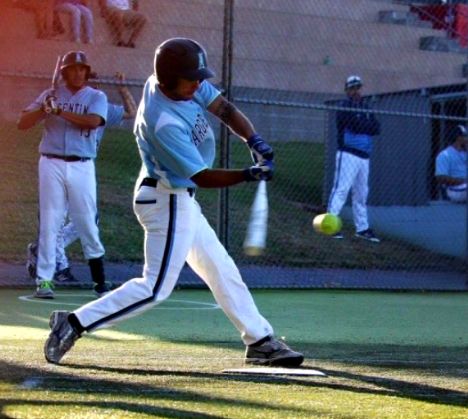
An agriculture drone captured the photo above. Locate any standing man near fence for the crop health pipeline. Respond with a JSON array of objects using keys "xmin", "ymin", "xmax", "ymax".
[
  {"xmin": 327, "ymin": 75, "xmax": 381, "ymax": 242},
  {"xmin": 435, "ymin": 124, "xmax": 467, "ymax": 203},
  {"xmin": 43, "ymin": 37, "xmax": 304, "ymax": 368},
  {"xmin": 26, "ymin": 72, "xmax": 137, "ymax": 287},
  {"xmin": 18, "ymin": 51, "xmax": 108, "ymax": 299}
]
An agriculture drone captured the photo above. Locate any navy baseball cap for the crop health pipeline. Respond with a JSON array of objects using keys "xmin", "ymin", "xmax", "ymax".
[
  {"xmin": 345, "ymin": 75, "xmax": 363, "ymax": 90},
  {"xmin": 455, "ymin": 125, "xmax": 468, "ymax": 137}
]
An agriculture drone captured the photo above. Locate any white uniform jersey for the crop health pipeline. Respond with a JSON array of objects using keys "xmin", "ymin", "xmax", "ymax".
[
  {"xmin": 25, "ymin": 85, "xmax": 108, "ymax": 158},
  {"xmin": 134, "ymin": 75, "xmax": 219, "ymax": 188}
]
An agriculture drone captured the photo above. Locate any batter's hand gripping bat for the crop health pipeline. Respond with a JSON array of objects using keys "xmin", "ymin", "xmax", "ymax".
[{"xmin": 43, "ymin": 55, "xmax": 62, "ymax": 114}]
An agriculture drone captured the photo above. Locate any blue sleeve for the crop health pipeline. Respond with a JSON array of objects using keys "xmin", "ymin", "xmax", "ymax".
[
  {"xmin": 194, "ymin": 81, "xmax": 221, "ymax": 108},
  {"xmin": 106, "ymin": 104, "xmax": 125, "ymax": 128},
  {"xmin": 435, "ymin": 152, "xmax": 449, "ymax": 176},
  {"xmin": 153, "ymin": 123, "xmax": 208, "ymax": 179},
  {"xmin": 88, "ymin": 90, "xmax": 108, "ymax": 123}
]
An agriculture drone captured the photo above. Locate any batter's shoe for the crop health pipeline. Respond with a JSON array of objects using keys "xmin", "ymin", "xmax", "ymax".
[
  {"xmin": 245, "ymin": 337, "xmax": 304, "ymax": 367},
  {"xmin": 54, "ymin": 267, "xmax": 78, "ymax": 283},
  {"xmin": 34, "ymin": 280, "xmax": 55, "ymax": 299},
  {"xmin": 26, "ymin": 241, "xmax": 38, "ymax": 280},
  {"xmin": 44, "ymin": 310, "xmax": 80, "ymax": 364},
  {"xmin": 355, "ymin": 228, "xmax": 380, "ymax": 243}
]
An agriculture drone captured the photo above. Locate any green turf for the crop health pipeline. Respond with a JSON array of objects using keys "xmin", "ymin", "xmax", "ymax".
[{"xmin": 0, "ymin": 289, "xmax": 467, "ymax": 418}]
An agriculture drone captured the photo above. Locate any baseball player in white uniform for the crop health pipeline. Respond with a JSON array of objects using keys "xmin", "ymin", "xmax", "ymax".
[
  {"xmin": 18, "ymin": 51, "xmax": 109, "ymax": 299},
  {"xmin": 327, "ymin": 75, "xmax": 381, "ymax": 242},
  {"xmin": 44, "ymin": 38, "xmax": 304, "ymax": 368},
  {"xmin": 26, "ymin": 74, "xmax": 137, "ymax": 286}
]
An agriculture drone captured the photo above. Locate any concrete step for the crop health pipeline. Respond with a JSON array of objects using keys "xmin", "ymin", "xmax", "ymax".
[
  {"xmin": 235, "ymin": 0, "xmax": 411, "ymax": 21},
  {"xmin": 419, "ymin": 36, "xmax": 468, "ymax": 54},
  {"xmin": 378, "ymin": 10, "xmax": 434, "ymax": 27}
]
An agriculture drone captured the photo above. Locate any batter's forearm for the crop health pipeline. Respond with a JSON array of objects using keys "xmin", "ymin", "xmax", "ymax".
[
  {"xmin": 208, "ymin": 96, "xmax": 255, "ymax": 141},
  {"xmin": 59, "ymin": 112, "xmax": 103, "ymax": 129},
  {"xmin": 225, "ymin": 107, "xmax": 256, "ymax": 141},
  {"xmin": 119, "ymin": 86, "xmax": 137, "ymax": 119},
  {"xmin": 17, "ymin": 108, "xmax": 44, "ymax": 130},
  {"xmin": 191, "ymin": 168, "xmax": 247, "ymax": 188}
]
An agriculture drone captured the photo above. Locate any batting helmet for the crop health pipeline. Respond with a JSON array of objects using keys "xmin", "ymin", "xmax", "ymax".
[
  {"xmin": 345, "ymin": 75, "xmax": 363, "ymax": 90},
  {"xmin": 154, "ymin": 38, "xmax": 215, "ymax": 89},
  {"xmin": 60, "ymin": 51, "xmax": 91, "ymax": 78}
]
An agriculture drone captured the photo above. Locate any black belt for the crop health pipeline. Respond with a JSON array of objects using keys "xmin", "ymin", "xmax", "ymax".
[
  {"xmin": 42, "ymin": 153, "xmax": 91, "ymax": 162},
  {"xmin": 141, "ymin": 177, "xmax": 196, "ymax": 197}
]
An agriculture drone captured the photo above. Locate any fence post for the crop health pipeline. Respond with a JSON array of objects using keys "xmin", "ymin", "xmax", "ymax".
[{"xmin": 218, "ymin": 0, "xmax": 234, "ymax": 249}]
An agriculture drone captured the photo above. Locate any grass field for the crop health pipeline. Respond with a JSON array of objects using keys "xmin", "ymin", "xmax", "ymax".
[
  {"xmin": 1, "ymin": 120, "xmax": 465, "ymax": 273},
  {"xmin": 0, "ymin": 288, "xmax": 467, "ymax": 418}
]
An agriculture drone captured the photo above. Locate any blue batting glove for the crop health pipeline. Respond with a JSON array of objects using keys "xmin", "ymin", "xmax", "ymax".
[
  {"xmin": 247, "ymin": 134, "xmax": 274, "ymax": 163},
  {"xmin": 243, "ymin": 160, "xmax": 275, "ymax": 182}
]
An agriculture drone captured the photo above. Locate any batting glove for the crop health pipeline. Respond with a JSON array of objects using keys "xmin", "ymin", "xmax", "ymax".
[
  {"xmin": 247, "ymin": 134, "xmax": 274, "ymax": 163},
  {"xmin": 42, "ymin": 95, "xmax": 61, "ymax": 115},
  {"xmin": 243, "ymin": 160, "xmax": 275, "ymax": 182}
]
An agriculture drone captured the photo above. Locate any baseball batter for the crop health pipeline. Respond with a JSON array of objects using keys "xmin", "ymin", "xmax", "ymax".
[
  {"xmin": 27, "ymin": 74, "xmax": 138, "ymax": 287},
  {"xmin": 327, "ymin": 75, "xmax": 381, "ymax": 242},
  {"xmin": 44, "ymin": 38, "xmax": 304, "ymax": 368},
  {"xmin": 18, "ymin": 51, "xmax": 108, "ymax": 299}
]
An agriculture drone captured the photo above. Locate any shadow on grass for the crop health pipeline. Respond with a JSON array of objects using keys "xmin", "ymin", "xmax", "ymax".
[
  {"xmin": 0, "ymin": 360, "xmax": 323, "ymax": 419},
  {"xmin": 0, "ymin": 399, "xmax": 223, "ymax": 419},
  {"xmin": 62, "ymin": 361, "xmax": 468, "ymax": 409}
]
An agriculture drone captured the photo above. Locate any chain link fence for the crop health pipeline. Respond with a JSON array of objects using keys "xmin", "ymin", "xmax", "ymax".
[{"xmin": 0, "ymin": 0, "xmax": 466, "ymax": 287}]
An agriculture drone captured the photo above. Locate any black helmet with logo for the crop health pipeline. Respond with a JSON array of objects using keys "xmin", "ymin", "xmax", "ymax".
[
  {"xmin": 60, "ymin": 51, "xmax": 91, "ymax": 78},
  {"xmin": 154, "ymin": 38, "xmax": 215, "ymax": 89}
]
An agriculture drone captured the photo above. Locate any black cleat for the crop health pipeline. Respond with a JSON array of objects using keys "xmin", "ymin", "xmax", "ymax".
[{"xmin": 245, "ymin": 337, "xmax": 304, "ymax": 367}]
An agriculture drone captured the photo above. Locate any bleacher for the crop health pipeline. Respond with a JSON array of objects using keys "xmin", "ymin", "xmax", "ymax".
[{"xmin": 0, "ymin": 0, "xmax": 467, "ymax": 121}]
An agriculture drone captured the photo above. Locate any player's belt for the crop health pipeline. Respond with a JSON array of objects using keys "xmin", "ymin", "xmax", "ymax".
[
  {"xmin": 42, "ymin": 153, "xmax": 91, "ymax": 162},
  {"xmin": 141, "ymin": 177, "xmax": 195, "ymax": 197}
]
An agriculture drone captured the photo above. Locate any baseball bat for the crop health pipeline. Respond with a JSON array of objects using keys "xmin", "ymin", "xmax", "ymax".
[
  {"xmin": 44, "ymin": 55, "xmax": 62, "ymax": 114},
  {"xmin": 243, "ymin": 180, "xmax": 268, "ymax": 256}
]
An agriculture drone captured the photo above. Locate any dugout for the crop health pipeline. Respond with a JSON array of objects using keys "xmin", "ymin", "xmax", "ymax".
[{"xmin": 324, "ymin": 82, "xmax": 468, "ymax": 206}]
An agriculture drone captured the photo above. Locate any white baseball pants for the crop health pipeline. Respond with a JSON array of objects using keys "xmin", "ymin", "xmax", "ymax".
[
  {"xmin": 74, "ymin": 179, "xmax": 274, "ymax": 345},
  {"xmin": 328, "ymin": 151, "xmax": 370, "ymax": 232},
  {"xmin": 36, "ymin": 156, "xmax": 104, "ymax": 281},
  {"xmin": 56, "ymin": 219, "xmax": 79, "ymax": 271},
  {"xmin": 447, "ymin": 183, "xmax": 467, "ymax": 203}
]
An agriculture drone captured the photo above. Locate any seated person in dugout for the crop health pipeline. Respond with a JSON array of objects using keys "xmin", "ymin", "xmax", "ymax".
[
  {"xmin": 99, "ymin": 0, "xmax": 147, "ymax": 47},
  {"xmin": 435, "ymin": 124, "xmax": 467, "ymax": 203}
]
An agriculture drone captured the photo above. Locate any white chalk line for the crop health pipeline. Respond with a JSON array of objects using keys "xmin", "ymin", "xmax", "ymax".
[{"xmin": 18, "ymin": 294, "xmax": 220, "ymax": 310}]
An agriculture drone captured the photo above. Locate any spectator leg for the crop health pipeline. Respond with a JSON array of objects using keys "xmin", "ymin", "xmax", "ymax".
[
  {"xmin": 127, "ymin": 12, "xmax": 147, "ymax": 46},
  {"xmin": 55, "ymin": 3, "xmax": 82, "ymax": 42},
  {"xmin": 76, "ymin": 4, "xmax": 94, "ymax": 43},
  {"xmin": 107, "ymin": 9, "xmax": 126, "ymax": 46}
]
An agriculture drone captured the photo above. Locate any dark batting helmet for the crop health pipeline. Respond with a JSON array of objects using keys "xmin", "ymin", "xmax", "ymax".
[
  {"xmin": 60, "ymin": 51, "xmax": 91, "ymax": 79},
  {"xmin": 154, "ymin": 38, "xmax": 215, "ymax": 89}
]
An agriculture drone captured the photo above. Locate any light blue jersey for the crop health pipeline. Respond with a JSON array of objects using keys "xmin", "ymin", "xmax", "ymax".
[
  {"xmin": 435, "ymin": 146, "xmax": 467, "ymax": 179},
  {"xmin": 25, "ymin": 85, "xmax": 108, "ymax": 158},
  {"xmin": 96, "ymin": 103, "xmax": 125, "ymax": 149},
  {"xmin": 134, "ymin": 75, "xmax": 220, "ymax": 188}
]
